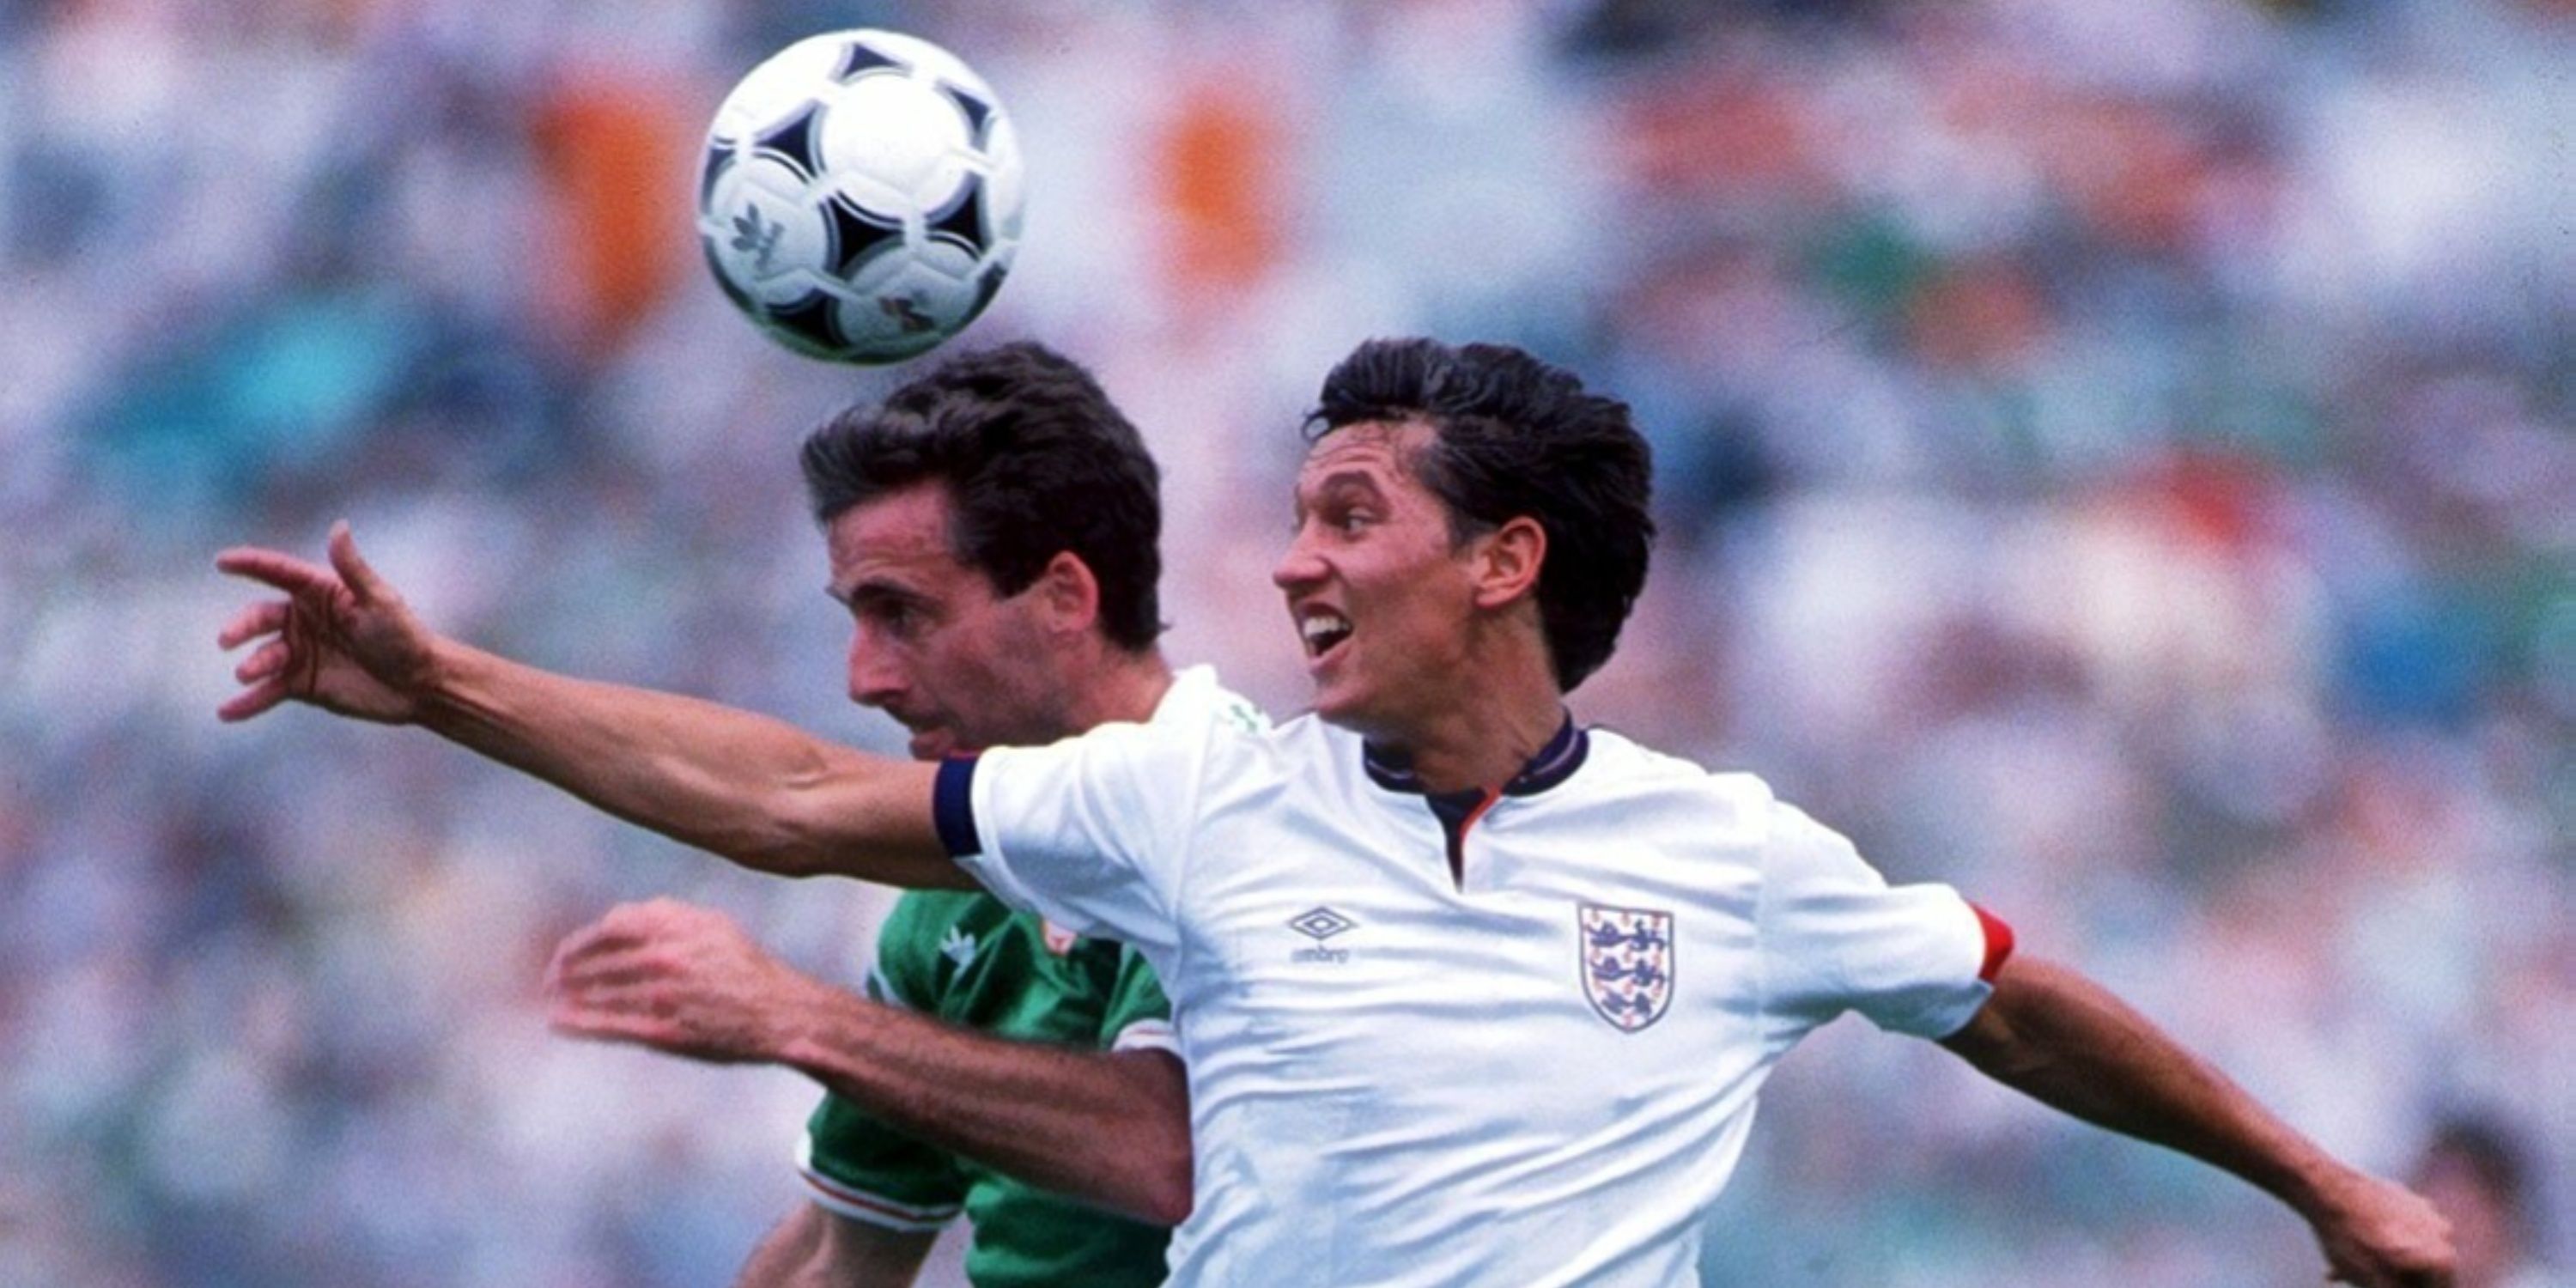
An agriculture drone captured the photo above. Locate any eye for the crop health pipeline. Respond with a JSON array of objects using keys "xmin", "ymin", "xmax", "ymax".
[
  {"xmin": 884, "ymin": 603, "xmax": 931, "ymax": 639},
  {"xmin": 850, "ymin": 593, "xmax": 929, "ymax": 641}
]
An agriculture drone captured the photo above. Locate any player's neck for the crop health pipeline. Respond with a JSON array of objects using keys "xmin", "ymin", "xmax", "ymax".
[
  {"xmin": 1381, "ymin": 651, "xmax": 1564, "ymax": 796},
  {"xmin": 1061, "ymin": 648, "xmax": 1176, "ymax": 732}
]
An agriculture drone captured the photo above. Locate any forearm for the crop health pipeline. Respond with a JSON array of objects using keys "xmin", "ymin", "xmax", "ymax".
[
  {"xmin": 734, "ymin": 1206, "xmax": 830, "ymax": 1288},
  {"xmin": 1941, "ymin": 955, "xmax": 2343, "ymax": 1216},
  {"xmin": 1941, "ymin": 955, "xmax": 2457, "ymax": 1284},
  {"xmin": 772, "ymin": 983, "xmax": 1194, "ymax": 1225},
  {"xmin": 418, "ymin": 638, "xmax": 963, "ymax": 886}
]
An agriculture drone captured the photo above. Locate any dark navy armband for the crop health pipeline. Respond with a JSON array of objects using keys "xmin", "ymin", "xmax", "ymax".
[{"xmin": 933, "ymin": 754, "xmax": 982, "ymax": 857}]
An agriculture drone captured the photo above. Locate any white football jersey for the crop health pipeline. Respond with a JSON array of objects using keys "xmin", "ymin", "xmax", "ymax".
[{"xmin": 939, "ymin": 690, "xmax": 2007, "ymax": 1287}]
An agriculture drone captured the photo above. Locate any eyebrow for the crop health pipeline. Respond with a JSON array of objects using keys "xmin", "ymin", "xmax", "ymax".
[
  {"xmin": 826, "ymin": 579, "xmax": 929, "ymax": 610},
  {"xmin": 1293, "ymin": 468, "xmax": 1387, "ymax": 516}
]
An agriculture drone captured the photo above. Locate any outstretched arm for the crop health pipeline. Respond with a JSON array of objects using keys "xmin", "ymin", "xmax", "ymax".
[
  {"xmin": 216, "ymin": 522, "xmax": 966, "ymax": 889},
  {"xmin": 1940, "ymin": 954, "xmax": 2453, "ymax": 1287},
  {"xmin": 549, "ymin": 900, "xmax": 1194, "ymax": 1225}
]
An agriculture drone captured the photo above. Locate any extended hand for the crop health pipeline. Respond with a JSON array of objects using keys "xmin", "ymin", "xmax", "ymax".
[
  {"xmin": 2313, "ymin": 1170, "xmax": 2456, "ymax": 1288},
  {"xmin": 216, "ymin": 520, "xmax": 436, "ymax": 725},
  {"xmin": 544, "ymin": 898, "xmax": 829, "ymax": 1066}
]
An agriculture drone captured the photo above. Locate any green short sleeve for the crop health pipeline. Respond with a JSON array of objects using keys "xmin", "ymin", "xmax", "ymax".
[{"xmin": 799, "ymin": 1095, "xmax": 966, "ymax": 1230}]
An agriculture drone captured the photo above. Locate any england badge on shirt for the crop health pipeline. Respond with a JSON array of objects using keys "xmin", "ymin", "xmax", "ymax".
[{"xmin": 1579, "ymin": 903, "xmax": 1674, "ymax": 1032}]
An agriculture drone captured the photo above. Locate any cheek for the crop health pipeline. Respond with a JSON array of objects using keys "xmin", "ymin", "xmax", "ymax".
[
  {"xmin": 970, "ymin": 611, "xmax": 1059, "ymax": 696},
  {"xmin": 1370, "ymin": 557, "xmax": 1475, "ymax": 647}
]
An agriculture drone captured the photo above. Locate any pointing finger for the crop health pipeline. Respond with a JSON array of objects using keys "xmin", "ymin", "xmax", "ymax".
[{"xmin": 216, "ymin": 546, "xmax": 343, "ymax": 599}]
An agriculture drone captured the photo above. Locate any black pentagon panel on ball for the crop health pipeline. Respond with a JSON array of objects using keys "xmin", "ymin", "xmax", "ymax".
[
  {"xmin": 834, "ymin": 39, "xmax": 907, "ymax": 82},
  {"xmin": 822, "ymin": 195, "xmax": 907, "ymax": 279},
  {"xmin": 936, "ymin": 83, "xmax": 993, "ymax": 149},
  {"xmin": 752, "ymin": 102, "xmax": 829, "ymax": 181},
  {"xmin": 969, "ymin": 262, "xmax": 1009, "ymax": 318},
  {"xmin": 700, "ymin": 143, "xmax": 735, "ymax": 210},
  {"xmin": 925, "ymin": 172, "xmax": 988, "ymax": 255},
  {"xmin": 767, "ymin": 291, "xmax": 848, "ymax": 354}
]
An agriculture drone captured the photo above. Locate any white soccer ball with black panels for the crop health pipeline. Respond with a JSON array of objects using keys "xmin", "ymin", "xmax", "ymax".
[{"xmin": 697, "ymin": 29, "xmax": 1024, "ymax": 364}]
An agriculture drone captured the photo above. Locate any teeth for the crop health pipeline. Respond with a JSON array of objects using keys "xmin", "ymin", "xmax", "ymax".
[
  {"xmin": 1299, "ymin": 612, "xmax": 1352, "ymax": 656},
  {"xmin": 1301, "ymin": 613, "xmax": 1351, "ymax": 641}
]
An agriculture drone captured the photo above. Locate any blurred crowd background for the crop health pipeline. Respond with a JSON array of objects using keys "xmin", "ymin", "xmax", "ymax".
[{"xmin": 3, "ymin": 0, "xmax": 2568, "ymax": 1284}]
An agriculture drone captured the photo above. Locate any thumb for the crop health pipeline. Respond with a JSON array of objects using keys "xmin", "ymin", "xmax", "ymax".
[{"xmin": 326, "ymin": 520, "xmax": 393, "ymax": 605}]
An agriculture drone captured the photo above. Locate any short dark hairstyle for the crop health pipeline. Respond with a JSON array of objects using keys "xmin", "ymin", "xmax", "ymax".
[
  {"xmin": 802, "ymin": 342, "xmax": 1163, "ymax": 652},
  {"xmin": 1308, "ymin": 337, "xmax": 1654, "ymax": 690}
]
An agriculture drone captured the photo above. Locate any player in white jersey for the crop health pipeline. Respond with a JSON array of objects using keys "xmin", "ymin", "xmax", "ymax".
[{"xmin": 216, "ymin": 337, "xmax": 2454, "ymax": 1286}]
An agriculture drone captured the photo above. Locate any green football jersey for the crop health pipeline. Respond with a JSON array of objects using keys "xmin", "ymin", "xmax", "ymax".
[{"xmin": 800, "ymin": 889, "xmax": 1176, "ymax": 1288}]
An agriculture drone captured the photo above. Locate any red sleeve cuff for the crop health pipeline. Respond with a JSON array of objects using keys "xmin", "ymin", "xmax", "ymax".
[{"xmin": 1971, "ymin": 903, "xmax": 2015, "ymax": 982}]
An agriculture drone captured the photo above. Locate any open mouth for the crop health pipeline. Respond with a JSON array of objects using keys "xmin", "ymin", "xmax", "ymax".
[{"xmin": 1299, "ymin": 610, "xmax": 1353, "ymax": 660}]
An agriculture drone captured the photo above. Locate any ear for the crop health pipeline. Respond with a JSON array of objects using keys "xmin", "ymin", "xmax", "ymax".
[
  {"xmin": 1470, "ymin": 516, "xmax": 1546, "ymax": 611},
  {"xmin": 1031, "ymin": 550, "xmax": 1103, "ymax": 635}
]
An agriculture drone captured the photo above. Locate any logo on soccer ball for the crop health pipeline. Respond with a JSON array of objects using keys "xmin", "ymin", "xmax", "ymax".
[
  {"xmin": 1578, "ymin": 903, "xmax": 1674, "ymax": 1032},
  {"xmin": 878, "ymin": 292, "xmax": 936, "ymax": 333},
  {"xmin": 731, "ymin": 205, "xmax": 785, "ymax": 273}
]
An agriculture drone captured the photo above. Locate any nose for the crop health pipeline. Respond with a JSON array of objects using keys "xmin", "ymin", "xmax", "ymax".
[
  {"xmin": 1273, "ymin": 525, "xmax": 1327, "ymax": 593},
  {"xmin": 846, "ymin": 629, "xmax": 904, "ymax": 708}
]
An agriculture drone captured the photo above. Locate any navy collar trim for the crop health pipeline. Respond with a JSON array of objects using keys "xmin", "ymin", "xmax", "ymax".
[{"xmin": 1362, "ymin": 714, "xmax": 1588, "ymax": 799}]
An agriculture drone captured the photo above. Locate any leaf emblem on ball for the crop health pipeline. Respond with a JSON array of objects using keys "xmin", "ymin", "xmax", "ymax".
[{"xmin": 731, "ymin": 205, "xmax": 785, "ymax": 274}]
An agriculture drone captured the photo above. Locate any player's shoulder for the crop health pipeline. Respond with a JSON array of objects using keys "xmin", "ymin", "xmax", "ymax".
[
  {"xmin": 1259, "ymin": 708, "xmax": 1366, "ymax": 770},
  {"xmin": 1578, "ymin": 726, "xmax": 1777, "ymax": 800},
  {"xmin": 1573, "ymin": 726, "xmax": 1781, "ymax": 840},
  {"xmin": 1155, "ymin": 664, "xmax": 1271, "ymax": 738},
  {"xmin": 1047, "ymin": 664, "xmax": 1268, "ymax": 759}
]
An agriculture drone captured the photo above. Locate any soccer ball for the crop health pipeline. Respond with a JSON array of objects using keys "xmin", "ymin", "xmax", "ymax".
[{"xmin": 696, "ymin": 30, "xmax": 1024, "ymax": 364}]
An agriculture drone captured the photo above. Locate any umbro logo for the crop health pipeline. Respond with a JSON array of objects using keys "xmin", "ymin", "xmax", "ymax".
[
  {"xmin": 1290, "ymin": 907, "xmax": 1357, "ymax": 941},
  {"xmin": 1289, "ymin": 906, "xmax": 1357, "ymax": 964}
]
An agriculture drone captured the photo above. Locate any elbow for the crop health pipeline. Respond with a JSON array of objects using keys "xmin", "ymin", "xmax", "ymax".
[
  {"xmin": 1132, "ymin": 1154, "xmax": 1195, "ymax": 1228},
  {"xmin": 1112, "ymin": 1126, "xmax": 1195, "ymax": 1227},
  {"xmin": 714, "ymin": 821, "xmax": 828, "ymax": 879},
  {"xmin": 736, "ymin": 787, "xmax": 853, "ymax": 879}
]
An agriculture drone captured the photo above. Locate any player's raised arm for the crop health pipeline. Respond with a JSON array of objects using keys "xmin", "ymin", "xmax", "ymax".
[
  {"xmin": 1940, "ymin": 955, "xmax": 2456, "ymax": 1288},
  {"xmin": 216, "ymin": 521, "xmax": 966, "ymax": 889}
]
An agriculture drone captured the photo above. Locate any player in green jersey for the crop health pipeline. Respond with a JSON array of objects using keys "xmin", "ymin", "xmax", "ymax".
[
  {"xmin": 795, "ymin": 895, "xmax": 1176, "ymax": 1285},
  {"xmin": 531, "ymin": 343, "xmax": 1223, "ymax": 1286}
]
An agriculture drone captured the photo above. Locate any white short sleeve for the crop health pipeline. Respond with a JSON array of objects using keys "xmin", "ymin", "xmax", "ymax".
[
  {"xmin": 1757, "ymin": 800, "xmax": 1996, "ymax": 1040},
  {"xmin": 950, "ymin": 720, "xmax": 1196, "ymax": 957}
]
